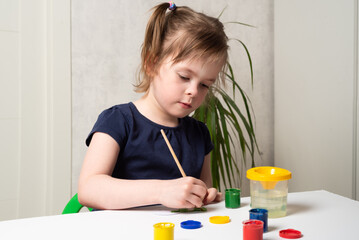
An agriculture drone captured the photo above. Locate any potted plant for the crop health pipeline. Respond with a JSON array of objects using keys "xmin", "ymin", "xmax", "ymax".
[{"xmin": 192, "ymin": 17, "xmax": 260, "ymax": 191}]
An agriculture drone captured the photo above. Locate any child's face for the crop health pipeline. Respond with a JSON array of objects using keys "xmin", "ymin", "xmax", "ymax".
[{"xmin": 150, "ymin": 56, "xmax": 223, "ymax": 119}]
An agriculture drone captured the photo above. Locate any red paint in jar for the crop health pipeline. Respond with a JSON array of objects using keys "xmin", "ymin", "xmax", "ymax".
[{"xmin": 243, "ymin": 220, "xmax": 263, "ymax": 240}]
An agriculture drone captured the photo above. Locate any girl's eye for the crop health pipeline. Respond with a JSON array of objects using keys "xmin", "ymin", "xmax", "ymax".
[
  {"xmin": 178, "ymin": 74, "xmax": 190, "ymax": 80},
  {"xmin": 201, "ymin": 83, "xmax": 210, "ymax": 89}
]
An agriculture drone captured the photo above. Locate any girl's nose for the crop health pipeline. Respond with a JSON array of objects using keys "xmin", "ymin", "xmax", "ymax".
[{"xmin": 185, "ymin": 82, "xmax": 198, "ymax": 96}]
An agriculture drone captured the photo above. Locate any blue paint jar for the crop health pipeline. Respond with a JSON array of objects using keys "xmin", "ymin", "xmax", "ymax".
[{"xmin": 249, "ymin": 208, "xmax": 268, "ymax": 233}]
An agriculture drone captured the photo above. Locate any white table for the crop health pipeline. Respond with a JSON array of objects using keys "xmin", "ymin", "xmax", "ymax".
[{"xmin": 0, "ymin": 190, "xmax": 358, "ymax": 239}]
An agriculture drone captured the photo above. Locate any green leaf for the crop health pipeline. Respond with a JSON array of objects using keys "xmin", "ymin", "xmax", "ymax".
[
  {"xmin": 231, "ymin": 39, "xmax": 254, "ymax": 87},
  {"xmin": 224, "ymin": 21, "xmax": 256, "ymax": 28},
  {"xmin": 217, "ymin": 6, "xmax": 228, "ymax": 19}
]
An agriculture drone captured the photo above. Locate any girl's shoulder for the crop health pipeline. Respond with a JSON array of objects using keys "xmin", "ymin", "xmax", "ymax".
[
  {"xmin": 86, "ymin": 103, "xmax": 135, "ymax": 147},
  {"xmin": 98, "ymin": 102, "xmax": 134, "ymax": 121},
  {"xmin": 92, "ymin": 103, "xmax": 136, "ymax": 134},
  {"xmin": 100, "ymin": 102, "xmax": 131, "ymax": 114}
]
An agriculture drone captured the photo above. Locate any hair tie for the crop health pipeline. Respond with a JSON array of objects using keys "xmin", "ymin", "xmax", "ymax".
[{"xmin": 168, "ymin": 1, "xmax": 176, "ymax": 11}]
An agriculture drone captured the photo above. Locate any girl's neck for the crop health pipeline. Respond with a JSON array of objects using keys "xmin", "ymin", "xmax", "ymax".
[{"xmin": 133, "ymin": 96, "xmax": 179, "ymax": 128}]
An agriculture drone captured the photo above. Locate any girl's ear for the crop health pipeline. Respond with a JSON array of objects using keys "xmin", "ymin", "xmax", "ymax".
[
  {"xmin": 145, "ymin": 64, "xmax": 155, "ymax": 78},
  {"xmin": 144, "ymin": 56, "xmax": 158, "ymax": 77}
]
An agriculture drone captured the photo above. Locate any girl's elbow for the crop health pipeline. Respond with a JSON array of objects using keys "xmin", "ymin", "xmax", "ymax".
[
  {"xmin": 77, "ymin": 185, "xmax": 91, "ymax": 206},
  {"xmin": 77, "ymin": 189, "xmax": 86, "ymax": 206}
]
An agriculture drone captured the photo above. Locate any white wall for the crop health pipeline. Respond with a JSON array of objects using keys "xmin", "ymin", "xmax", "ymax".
[
  {"xmin": 0, "ymin": 0, "xmax": 71, "ymax": 221},
  {"xmin": 274, "ymin": 0, "xmax": 358, "ymax": 199},
  {"xmin": 71, "ymin": 0, "xmax": 275, "ymax": 197},
  {"xmin": 0, "ymin": 0, "xmax": 20, "ymax": 221},
  {"xmin": 357, "ymin": 0, "xmax": 359, "ymax": 198}
]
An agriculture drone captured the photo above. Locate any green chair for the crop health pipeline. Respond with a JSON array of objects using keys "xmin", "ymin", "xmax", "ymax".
[{"xmin": 62, "ymin": 193, "xmax": 93, "ymax": 214}]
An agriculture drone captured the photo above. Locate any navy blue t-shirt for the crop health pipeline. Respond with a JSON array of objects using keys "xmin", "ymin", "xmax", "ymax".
[{"xmin": 86, "ymin": 102, "xmax": 213, "ymax": 180}]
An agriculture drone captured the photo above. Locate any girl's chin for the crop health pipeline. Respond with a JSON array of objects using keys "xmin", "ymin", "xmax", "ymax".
[{"xmin": 176, "ymin": 111, "xmax": 195, "ymax": 118}]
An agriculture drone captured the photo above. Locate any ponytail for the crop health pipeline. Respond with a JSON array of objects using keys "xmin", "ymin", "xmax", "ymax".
[{"xmin": 141, "ymin": 3, "xmax": 169, "ymax": 76}]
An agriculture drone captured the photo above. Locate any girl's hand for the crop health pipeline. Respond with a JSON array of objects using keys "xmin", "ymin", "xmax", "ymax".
[
  {"xmin": 203, "ymin": 188, "xmax": 222, "ymax": 205},
  {"xmin": 158, "ymin": 177, "xmax": 208, "ymax": 209}
]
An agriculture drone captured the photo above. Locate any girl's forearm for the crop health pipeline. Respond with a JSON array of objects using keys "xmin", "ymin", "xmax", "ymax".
[{"xmin": 78, "ymin": 175, "xmax": 164, "ymax": 209}]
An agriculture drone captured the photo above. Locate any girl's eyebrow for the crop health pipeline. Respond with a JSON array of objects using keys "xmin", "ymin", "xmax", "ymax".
[
  {"xmin": 177, "ymin": 67, "xmax": 216, "ymax": 82},
  {"xmin": 177, "ymin": 67, "xmax": 195, "ymax": 74}
]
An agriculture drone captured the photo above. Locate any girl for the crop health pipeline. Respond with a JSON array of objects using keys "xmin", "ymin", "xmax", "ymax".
[{"xmin": 78, "ymin": 2, "xmax": 229, "ymax": 210}]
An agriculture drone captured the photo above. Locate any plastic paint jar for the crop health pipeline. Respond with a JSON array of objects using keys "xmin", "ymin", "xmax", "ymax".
[
  {"xmin": 225, "ymin": 188, "xmax": 241, "ymax": 208},
  {"xmin": 243, "ymin": 220, "xmax": 264, "ymax": 240},
  {"xmin": 153, "ymin": 222, "xmax": 174, "ymax": 240},
  {"xmin": 249, "ymin": 208, "xmax": 268, "ymax": 232},
  {"xmin": 247, "ymin": 167, "xmax": 292, "ymax": 218}
]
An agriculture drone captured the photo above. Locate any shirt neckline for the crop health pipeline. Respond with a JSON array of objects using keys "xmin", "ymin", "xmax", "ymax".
[{"xmin": 128, "ymin": 102, "xmax": 183, "ymax": 130}]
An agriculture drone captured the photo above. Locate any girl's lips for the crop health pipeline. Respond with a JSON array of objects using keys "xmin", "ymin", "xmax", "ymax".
[{"xmin": 179, "ymin": 102, "xmax": 192, "ymax": 109}]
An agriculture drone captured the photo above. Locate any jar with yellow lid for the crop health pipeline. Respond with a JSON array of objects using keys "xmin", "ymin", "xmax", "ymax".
[{"xmin": 247, "ymin": 166, "xmax": 291, "ymax": 218}]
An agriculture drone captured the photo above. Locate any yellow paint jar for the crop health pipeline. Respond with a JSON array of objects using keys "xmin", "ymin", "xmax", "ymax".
[{"xmin": 153, "ymin": 222, "xmax": 174, "ymax": 240}]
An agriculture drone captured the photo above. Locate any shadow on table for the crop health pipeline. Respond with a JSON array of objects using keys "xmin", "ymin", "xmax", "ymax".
[
  {"xmin": 130, "ymin": 204, "xmax": 220, "ymax": 215},
  {"xmin": 263, "ymin": 237, "xmax": 281, "ymax": 240},
  {"xmin": 267, "ymin": 225, "xmax": 280, "ymax": 232},
  {"xmin": 286, "ymin": 203, "xmax": 313, "ymax": 216},
  {"xmin": 240, "ymin": 202, "xmax": 249, "ymax": 208},
  {"xmin": 263, "ymin": 227, "xmax": 282, "ymax": 240}
]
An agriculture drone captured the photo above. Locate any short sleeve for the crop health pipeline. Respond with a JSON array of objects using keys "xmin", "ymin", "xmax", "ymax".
[{"xmin": 85, "ymin": 106, "xmax": 130, "ymax": 148}]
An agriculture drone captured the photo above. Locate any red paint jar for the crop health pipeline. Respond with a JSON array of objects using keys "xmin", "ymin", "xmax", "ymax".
[{"xmin": 243, "ymin": 220, "xmax": 263, "ymax": 240}]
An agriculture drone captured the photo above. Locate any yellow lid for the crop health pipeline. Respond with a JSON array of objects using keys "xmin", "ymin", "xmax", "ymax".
[
  {"xmin": 153, "ymin": 222, "xmax": 175, "ymax": 229},
  {"xmin": 247, "ymin": 166, "xmax": 291, "ymax": 181},
  {"xmin": 209, "ymin": 216, "xmax": 230, "ymax": 224}
]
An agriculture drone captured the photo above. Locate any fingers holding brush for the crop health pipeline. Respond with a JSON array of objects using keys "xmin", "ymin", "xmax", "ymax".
[{"xmin": 158, "ymin": 177, "xmax": 208, "ymax": 208}]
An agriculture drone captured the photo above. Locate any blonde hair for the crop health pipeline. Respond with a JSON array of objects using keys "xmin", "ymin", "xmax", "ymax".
[{"xmin": 135, "ymin": 2, "xmax": 229, "ymax": 93}]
